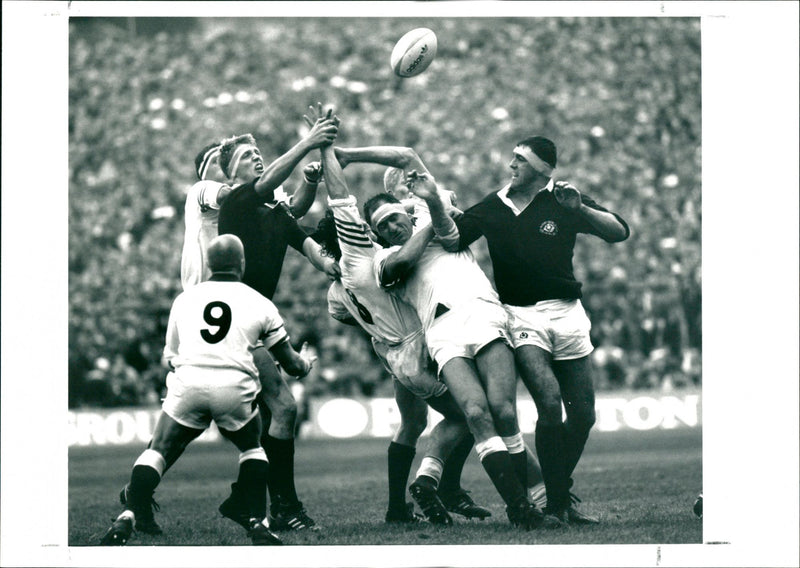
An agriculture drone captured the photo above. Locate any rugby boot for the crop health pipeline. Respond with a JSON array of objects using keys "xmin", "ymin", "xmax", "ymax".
[
  {"xmin": 566, "ymin": 492, "xmax": 599, "ymax": 525},
  {"xmin": 119, "ymin": 484, "xmax": 163, "ymax": 534},
  {"xmin": 506, "ymin": 502, "xmax": 547, "ymax": 530},
  {"xmin": 409, "ymin": 479, "xmax": 453, "ymax": 526},
  {"xmin": 268, "ymin": 500, "xmax": 318, "ymax": 531},
  {"xmin": 385, "ymin": 502, "xmax": 426, "ymax": 524},
  {"xmin": 439, "ymin": 488, "xmax": 491, "ymax": 520},
  {"xmin": 247, "ymin": 519, "xmax": 283, "ymax": 546},
  {"xmin": 99, "ymin": 516, "xmax": 133, "ymax": 546},
  {"xmin": 219, "ymin": 493, "xmax": 251, "ymax": 530}
]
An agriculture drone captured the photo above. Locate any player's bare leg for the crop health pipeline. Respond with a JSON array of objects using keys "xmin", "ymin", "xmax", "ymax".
[
  {"xmin": 438, "ymin": 357, "xmax": 545, "ymax": 530},
  {"xmin": 515, "ymin": 344, "xmax": 572, "ymax": 523},
  {"xmin": 425, "ymin": 392, "xmax": 492, "ymax": 520},
  {"xmin": 476, "ymin": 339, "xmax": 530, "ymax": 491}
]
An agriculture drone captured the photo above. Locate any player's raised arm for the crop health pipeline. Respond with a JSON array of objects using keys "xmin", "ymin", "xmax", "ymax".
[
  {"xmin": 405, "ymin": 171, "xmax": 460, "ymax": 250},
  {"xmin": 317, "ymin": 129, "xmax": 350, "ymax": 201},
  {"xmin": 333, "ymin": 145, "xmax": 432, "ymax": 178},
  {"xmin": 252, "ymin": 103, "xmax": 338, "ymax": 199}
]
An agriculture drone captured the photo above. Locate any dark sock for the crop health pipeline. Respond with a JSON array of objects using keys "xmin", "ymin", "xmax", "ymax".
[
  {"xmin": 262, "ymin": 435, "xmax": 298, "ymax": 507},
  {"xmin": 562, "ymin": 422, "xmax": 591, "ymax": 479},
  {"xmin": 479, "ymin": 450, "xmax": 528, "ymax": 509},
  {"xmin": 387, "ymin": 442, "xmax": 416, "ymax": 511},
  {"xmin": 237, "ymin": 459, "xmax": 270, "ymax": 519},
  {"xmin": 535, "ymin": 423, "xmax": 570, "ymax": 510},
  {"xmin": 438, "ymin": 433, "xmax": 474, "ymax": 495},
  {"xmin": 129, "ymin": 465, "xmax": 160, "ymax": 510},
  {"xmin": 509, "ymin": 451, "xmax": 528, "ymax": 489}
]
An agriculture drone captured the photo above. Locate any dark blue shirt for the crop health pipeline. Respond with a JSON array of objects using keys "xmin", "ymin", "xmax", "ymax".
[
  {"xmin": 455, "ymin": 187, "xmax": 629, "ymax": 306},
  {"xmin": 218, "ymin": 180, "xmax": 308, "ymax": 300}
]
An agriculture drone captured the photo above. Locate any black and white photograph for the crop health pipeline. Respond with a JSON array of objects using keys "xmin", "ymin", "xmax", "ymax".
[{"xmin": 1, "ymin": 1, "xmax": 798, "ymax": 567}]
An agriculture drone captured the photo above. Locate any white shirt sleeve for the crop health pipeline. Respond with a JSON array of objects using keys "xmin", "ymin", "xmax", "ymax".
[
  {"xmin": 196, "ymin": 180, "xmax": 227, "ymax": 210},
  {"xmin": 258, "ymin": 297, "xmax": 289, "ymax": 350},
  {"xmin": 373, "ymin": 246, "xmax": 404, "ymax": 290}
]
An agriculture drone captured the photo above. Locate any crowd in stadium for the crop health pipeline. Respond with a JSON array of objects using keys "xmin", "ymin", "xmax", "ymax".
[{"xmin": 69, "ymin": 16, "xmax": 701, "ymax": 408}]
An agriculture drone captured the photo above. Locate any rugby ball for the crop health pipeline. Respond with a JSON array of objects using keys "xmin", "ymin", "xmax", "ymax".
[{"xmin": 391, "ymin": 28, "xmax": 438, "ymax": 78}]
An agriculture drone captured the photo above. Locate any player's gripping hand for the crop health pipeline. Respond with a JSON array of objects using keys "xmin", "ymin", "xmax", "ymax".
[
  {"xmin": 304, "ymin": 161, "xmax": 323, "ymax": 184},
  {"xmin": 553, "ymin": 181, "xmax": 581, "ymax": 211},
  {"xmin": 405, "ymin": 170, "xmax": 437, "ymax": 200},
  {"xmin": 303, "ymin": 102, "xmax": 339, "ymax": 148},
  {"xmin": 323, "ymin": 259, "xmax": 341, "ymax": 282},
  {"xmin": 297, "ymin": 342, "xmax": 318, "ymax": 379}
]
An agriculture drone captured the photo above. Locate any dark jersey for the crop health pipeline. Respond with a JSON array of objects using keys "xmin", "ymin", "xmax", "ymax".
[
  {"xmin": 455, "ymin": 187, "xmax": 629, "ymax": 307},
  {"xmin": 217, "ymin": 180, "xmax": 308, "ymax": 300}
]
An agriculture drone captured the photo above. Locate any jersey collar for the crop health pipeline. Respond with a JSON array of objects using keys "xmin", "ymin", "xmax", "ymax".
[{"xmin": 497, "ymin": 178, "xmax": 554, "ymax": 215}]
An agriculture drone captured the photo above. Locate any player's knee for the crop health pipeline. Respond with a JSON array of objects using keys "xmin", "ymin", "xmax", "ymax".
[
  {"xmin": 492, "ymin": 401, "xmax": 518, "ymax": 433},
  {"xmin": 270, "ymin": 400, "xmax": 298, "ymax": 428},
  {"xmin": 461, "ymin": 401, "xmax": 493, "ymax": 433}
]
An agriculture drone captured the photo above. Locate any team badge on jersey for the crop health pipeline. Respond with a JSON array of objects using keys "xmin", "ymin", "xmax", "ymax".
[
  {"xmin": 519, "ymin": 331, "xmax": 528, "ymax": 339},
  {"xmin": 539, "ymin": 220, "xmax": 558, "ymax": 236}
]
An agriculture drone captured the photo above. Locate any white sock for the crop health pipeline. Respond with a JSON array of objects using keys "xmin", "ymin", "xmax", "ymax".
[
  {"xmin": 134, "ymin": 449, "xmax": 166, "ymax": 477},
  {"xmin": 117, "ymin": 509, "xmax": 135, "ymax": 522},
  {"xmin": 501, "ymin": 432, "xmax": 525, "ymax": 454},
  {"xmin": 415, "ymin": 456, "xmax": 444, "ymax": 487},
  {"xmin": 529, "ymin": 482, "xmax": 547, "ymax": 510},
  {"xmin": 475, "ymin": 436, "xmax": 507, "ymax": 462}
]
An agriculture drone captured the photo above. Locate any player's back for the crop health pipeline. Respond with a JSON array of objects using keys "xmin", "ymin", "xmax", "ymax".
[
  {"xmin": 165, "ymin": 280, "xmax": 286, "ymax": 378},
  {"xmin": 330, "ymin": 196, "xmax": 422, "ymax": 344},
  {"xmin": 181, "ymin": 180, "xmax": 227, "ymax": 289},
  {"xmin": 387, "ymin": 242, "xmax": 499, "ymax": 331}
]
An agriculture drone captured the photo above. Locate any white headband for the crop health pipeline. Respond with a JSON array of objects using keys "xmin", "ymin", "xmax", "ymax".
[
  {"xmin": 228, "ymin": 143, "xmax": 257, "ymax": 180},
  {"xmin": 198, "ymin": 146, "xmax": 221, "ymax": 180},
  {"xmin": 514, "ymin": 145, "xmax": 554, "ymax": 177},
  {"xmin": 370, "ymin": 202, "xmax": 408, "ymax": 230}
]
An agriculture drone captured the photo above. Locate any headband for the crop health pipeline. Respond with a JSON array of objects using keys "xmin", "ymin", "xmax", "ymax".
[
  {"xmin": 370, "ymin": 202, "xmax": 408, "ymax": 230},
  {"xmin": 513, "ymin": 145, "xmax": 554, "ymax": 178},
  {"xmin": 198, "ymin": 146, "xmax": 221, "ymax": 180},
  {"xmin": 228, "ymin": 143, "xmax": 257, "ymax": 180}
]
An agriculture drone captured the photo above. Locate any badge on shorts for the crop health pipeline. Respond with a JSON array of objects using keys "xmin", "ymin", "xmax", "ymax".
[
  {"xmin": 539, "ymin": 220, "xmax": 558, "ymax": 236},
  {"xmin": 519, "ymin": 332, "xmax": 528, "ymax": 339}
]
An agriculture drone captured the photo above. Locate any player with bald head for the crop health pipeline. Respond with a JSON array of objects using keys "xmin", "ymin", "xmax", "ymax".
[
  {"xmin": 207, "ymin": 233, "xmax": 246, "ymax": 276},
  {"xmin": 100, "ymin": 234, "xmax": 316, "ymax": 546}
]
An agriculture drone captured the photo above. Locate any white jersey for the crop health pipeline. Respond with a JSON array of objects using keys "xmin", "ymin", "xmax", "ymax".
[
  {"xmin": 164, "ymin": 279, "xmax": 288, "ymax": 378},
  {"xmin": 327, "ymin": 195, "xmax": 421, "ymax": 345},
  {"xmin": 375, "ymin": 239, "xmax": 501, "ymax": 332},
  {"xmin": 401, "ymin": 188, "xmax": 456, "ymax": 228},
  {"xmin": 180, "ymin": 180, "xmax": 227, "ymax": 289}
]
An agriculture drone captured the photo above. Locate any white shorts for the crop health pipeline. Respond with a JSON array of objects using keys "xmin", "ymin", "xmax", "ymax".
[
  {"xmin": 162, "ymin": 366, "xmax": 260, "ymax": 431},
  {"xmin": 506, "ymin": 299, "xmax": 593, "ymax": 360},
  {"xmin": 426, "ymin": 298, "xmax": 511, "ymax": 372},
  {"xmin": 371, "ymin": 332, "xmax": 447, "ymax": 400}
]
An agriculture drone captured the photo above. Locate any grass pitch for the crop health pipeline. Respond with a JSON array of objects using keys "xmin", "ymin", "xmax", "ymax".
[{"xmin": 69, "ymin": 428, "xmax": 701, "ymax": 547}]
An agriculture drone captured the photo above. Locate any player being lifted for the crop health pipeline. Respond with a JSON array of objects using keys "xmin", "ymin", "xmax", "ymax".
[
  {"xmin": 367, "ymin": 170, "xmax": 560, "ymax": 530},
  {"xmin": 100, "ymin": 235, "xmax": 316, "ymax": 546},
  {"xmin": 306, "ymin": 107, "xmax": 491, "ymax": 525},
  {"xmin": 216, "ymin": 111, "xmax": 340, "ymax": 532}
]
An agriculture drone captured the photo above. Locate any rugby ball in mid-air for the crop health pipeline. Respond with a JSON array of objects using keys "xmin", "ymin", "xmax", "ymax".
[{"xmin": 391, "ymin": 28, "xmax": 438, "ymax": 77}]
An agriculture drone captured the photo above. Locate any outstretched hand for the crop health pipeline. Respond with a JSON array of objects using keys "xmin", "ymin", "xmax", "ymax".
[
  {"xmin": 302, "ymin": 102, "xmax": 339, "ymax": 149},
  {"xmin": 404, "ymin": 170, "xmax": 437, "ymax": 201},
  {"xmin": 553, "ymin": 181, "xmax": 581, "ymax": 211},
  {"xmin": 297, "ymin": 342, "xmax": 318, "ymax": 378}
]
